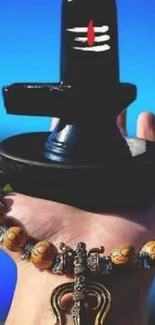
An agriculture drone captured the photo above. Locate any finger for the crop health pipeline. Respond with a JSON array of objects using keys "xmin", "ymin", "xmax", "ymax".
[
  {"xmin": 49, "ymin": 117, "xmax": 60, "ymax": 132},
  {"xmin": 137, "ymin": 112, "xmax": 155, "ymax": 142},
  {"xmin": 117, "ymin": 110, "xmax": 126, "ymax": 136}
]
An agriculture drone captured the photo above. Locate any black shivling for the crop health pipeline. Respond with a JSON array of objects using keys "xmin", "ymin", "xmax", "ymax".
[{"xmin": 0, "ymin": 0, "xmax": 155, "ymax": 212}]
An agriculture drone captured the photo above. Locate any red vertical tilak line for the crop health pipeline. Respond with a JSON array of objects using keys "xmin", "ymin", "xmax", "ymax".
[{"xmin": 87, "ymin": 20, "xmax": 95, "ymax": 46}]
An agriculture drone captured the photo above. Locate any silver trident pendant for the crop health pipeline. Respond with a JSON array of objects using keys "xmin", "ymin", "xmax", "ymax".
[
  {"xmin": 51, "ymin": 242, "xmax": 111, "ymax": 325},
  {"xmin": 51, "ymin": 281, "xmax": 111, "ymax": 325}
]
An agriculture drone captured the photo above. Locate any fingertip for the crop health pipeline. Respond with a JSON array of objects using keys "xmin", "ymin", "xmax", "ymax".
[
  {"xmin": 137, "ymin": 111, "xmax": 155, "ymax": 126},
  {"xmin": 49, "ymin": 118, "xmax": 60, "ymax": 132},
  {"xmin": 137, "ymin": 111, "xmax": 155, "ymax": 142}
]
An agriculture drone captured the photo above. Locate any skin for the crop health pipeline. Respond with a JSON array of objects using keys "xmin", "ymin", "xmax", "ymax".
[{"xmin": 1, "ymin": 111, "xmax": 155, "ymax": 325}]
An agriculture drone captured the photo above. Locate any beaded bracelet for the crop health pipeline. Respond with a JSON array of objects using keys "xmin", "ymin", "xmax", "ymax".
[{"xmin": 0, "ymin": 185, "xmax": 155, "ymax": 325}]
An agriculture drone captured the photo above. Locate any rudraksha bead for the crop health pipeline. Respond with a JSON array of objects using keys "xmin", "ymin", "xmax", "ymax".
[
  {"xmin": 3, "ymin": 226, "xmax": 28, "ymax": 252},
  {"xmin": 31, "ymin": 240, "xmax": 57, "ymax": 269},
  {"xmin": 111, "ymin": 244, "xmax": 138, "ymax": 266},
  {"xmin": 141, "ymin": 241, "xmax": 155, "ymax": 261}
]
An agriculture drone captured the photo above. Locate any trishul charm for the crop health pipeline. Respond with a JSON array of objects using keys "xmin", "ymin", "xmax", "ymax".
[
  {"xmin": 51, "ymin": 242, "xmax": 111, "ymax": 325},
  {"xmin": 51, "ymin": 281, "xmax": 111, "ymax": 325}
]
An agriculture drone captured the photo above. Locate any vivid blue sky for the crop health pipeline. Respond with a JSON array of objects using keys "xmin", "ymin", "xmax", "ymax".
[{"xmin": 0, "ymin": 0, "xmax": 155, "ymax": 323}]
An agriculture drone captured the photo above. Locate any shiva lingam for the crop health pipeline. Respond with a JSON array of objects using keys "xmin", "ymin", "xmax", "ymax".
[{"xmin": 0, "ymin": 0, "xmax": 155, "ymax": 211}]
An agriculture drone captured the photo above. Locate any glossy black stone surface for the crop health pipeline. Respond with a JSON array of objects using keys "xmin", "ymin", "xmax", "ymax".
[
  {"xmin": 3, "ymin": 83, "xmax": 136, "ymax": 121},
  {"xmin": 0, "ymin": 133, "xmax": 155, "ymax": 212},
  {"xmin": 1, "ymin": 0, "xmax": 154, "ymax": 211},
  {"xmin": 61, "ymin": 0, "xmax": 119, "ymax": 87},
  {"xmin": 2, "ymin": 0, "xmax": 137, "ymax": 165}
]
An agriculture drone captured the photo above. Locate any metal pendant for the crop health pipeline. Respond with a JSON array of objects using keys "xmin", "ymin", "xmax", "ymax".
[
  {"xmin": 51, "ymin": 282, "xmax": 74, "ymax": 325},
  {"xmin": 51, "ymin": 281, "xmax": 111, "ymax": 325}
]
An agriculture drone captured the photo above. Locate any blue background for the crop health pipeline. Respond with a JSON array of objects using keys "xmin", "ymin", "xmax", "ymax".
[{"xmin": 0, "ymin": 0, "xmax": 155, "ymax": 323}]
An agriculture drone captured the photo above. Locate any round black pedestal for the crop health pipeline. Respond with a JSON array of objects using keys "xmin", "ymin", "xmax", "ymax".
[{"xmin": 0, "ymin": 132, "xmax": 155, "ymax": 212}]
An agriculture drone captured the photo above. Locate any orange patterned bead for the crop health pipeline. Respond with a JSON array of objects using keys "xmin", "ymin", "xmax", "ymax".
[
  {"xmin": 3, "ymin": 227, "xmax": 28, "ymax": 252},
  {"xmin": 31, "ymin": 240, "xmax": 57, "ymax": 269},
  {"xmin": 141, "ymin": 241, "xmax": 155, "ymax": 260},
  {"xmin": 111, "ymin": 244, "xmax": 138, "ymax": 265}
]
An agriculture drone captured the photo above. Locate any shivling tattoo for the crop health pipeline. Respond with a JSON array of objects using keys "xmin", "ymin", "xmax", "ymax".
[{"xmin": 0, "ymin": 0, "xmax": 155, "ymax": 324}]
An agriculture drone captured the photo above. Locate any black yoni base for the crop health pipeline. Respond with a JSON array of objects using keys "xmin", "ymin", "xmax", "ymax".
[{"xmin": 0, "ymin": 132, "xmax": 155, "ymax": 212}]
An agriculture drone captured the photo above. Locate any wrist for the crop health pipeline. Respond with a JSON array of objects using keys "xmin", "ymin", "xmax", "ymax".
[
  {"xmin": 1, "ymin": 192, "xmax": 155, "ymax": 325},
  {"xmin": 5, "ymin": 261, "xmax": 152, "ymax": 325}
]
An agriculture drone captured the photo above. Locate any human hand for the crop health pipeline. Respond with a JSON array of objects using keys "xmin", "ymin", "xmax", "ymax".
[{"xmin": 2, "ymin": 111, "xmax": 155, "ymax": 325}]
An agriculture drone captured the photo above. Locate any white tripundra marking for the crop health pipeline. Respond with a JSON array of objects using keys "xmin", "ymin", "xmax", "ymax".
[
  {"xmin": 67, "ymin": 26, "xmax": 109, "ymax": 33},
  {"xmin": 73, "ymin": 44, "xmax": 110, "ymax": 52},
  {"xmin": 74, "ymin": 34, "xmax": 110, "ymax": 43},
  {"xmin": 67, "ymin": 25, "xmax": 111, "ymax": 52}
]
